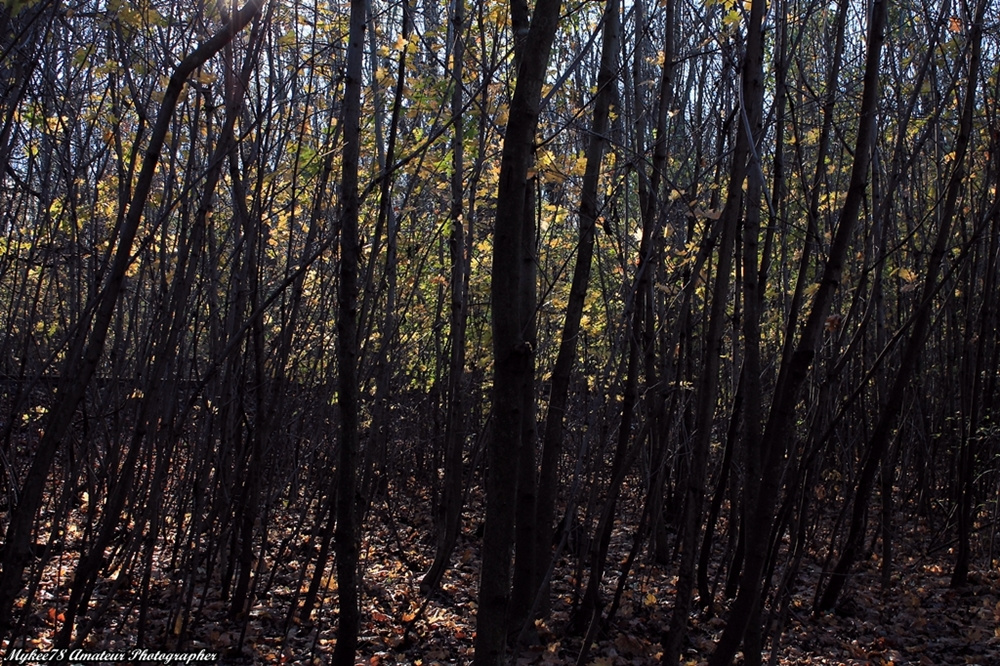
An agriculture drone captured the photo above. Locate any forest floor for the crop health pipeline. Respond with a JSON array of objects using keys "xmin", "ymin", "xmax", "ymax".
[{"xmin": 7, "ymin": 489, "xmax": 1000, "ymax": 666}]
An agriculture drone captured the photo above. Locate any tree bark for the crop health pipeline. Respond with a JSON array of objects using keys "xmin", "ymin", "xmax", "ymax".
[
  {"xmin": 474, "ymin": 0, "xmax": 564, "ymax": 661},
  {"xmin": 332, "ymin": 0, "xmax": 367, "ymax": 662}
]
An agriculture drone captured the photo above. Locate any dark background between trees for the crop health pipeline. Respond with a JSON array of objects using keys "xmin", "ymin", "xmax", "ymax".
[{"xmin": 1, "ymin": 0, "xmax": 999, "ymax": 663}]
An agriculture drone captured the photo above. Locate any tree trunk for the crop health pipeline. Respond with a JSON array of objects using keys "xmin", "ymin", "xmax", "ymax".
[
  {"xmin": 662, "ymin": 0, "xmax": 761, "ymax": 659},
  {"xmin": 422, "ymin": 0, "xmax": 471, "ymax": 596},
  {"xmin": 474, "ymin": 0, "xmax": 564, "ymax": 661},
  {"xmin": 534, "ymin": 0, "xmax": 620, "ymax": 620},
  {"xmin": 0, "ymin": 1, "xmax": 263, "ymax": 642},
  {"xmin": 332, "ymin": 0, "xmax": 367, "ymax": 661},
  {"xmin": 708, "ymin": 0, "xmax": 888, "ymax": 660},
  {"xmin": 819, "ymin": 1, "xmax": 985, "ymax": 606}
]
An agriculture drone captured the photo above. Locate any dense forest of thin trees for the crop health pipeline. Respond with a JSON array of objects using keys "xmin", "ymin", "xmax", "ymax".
[{"xmin": 1, "ymin": 0, "xmax": 999, "ymax": 663}]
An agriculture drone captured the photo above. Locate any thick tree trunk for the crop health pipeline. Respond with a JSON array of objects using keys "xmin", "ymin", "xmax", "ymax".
[
  {"xmin": 331, "ymin": 0, "xmax": 367, "ymax": 662},
  {"xmin": 510, "ymin": 181, "xmax": 539, "ymax": 634},
  {"xmin": 474, "ymin": 0, "xmax": 564, "ymax": 661}
]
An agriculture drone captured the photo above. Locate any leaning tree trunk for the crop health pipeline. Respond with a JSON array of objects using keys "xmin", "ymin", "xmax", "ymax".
[
  {"xmin": 707, "ymin": 0, "xmax": 888, "ymax": 662},
  {"xmin": 818, "ymin": 0, "xmax": 985, "ymax": 607},
  {"xmin": 0, "ymin": 0, "xmax": 264, "ymax": 643}
]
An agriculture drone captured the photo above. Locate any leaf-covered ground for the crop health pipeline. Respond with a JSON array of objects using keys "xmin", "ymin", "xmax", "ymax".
[{"xmin": 8, "ymin": 492, "xmax": 1000, "ymax": 665}]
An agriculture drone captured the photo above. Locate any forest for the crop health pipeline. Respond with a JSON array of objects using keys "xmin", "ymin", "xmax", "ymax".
[{"xmin": 1, "ymin": 0, "xmax": 999, "ymax": 663}]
